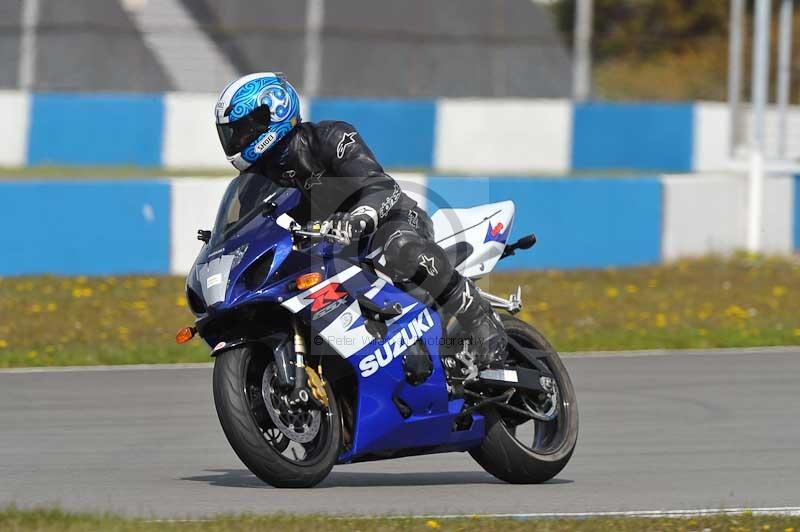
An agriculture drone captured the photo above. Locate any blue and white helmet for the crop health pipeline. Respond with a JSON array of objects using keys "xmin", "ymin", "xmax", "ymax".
[{"xmin": 214, "ymin": 72, "xmax": 301, "ymax": 171}]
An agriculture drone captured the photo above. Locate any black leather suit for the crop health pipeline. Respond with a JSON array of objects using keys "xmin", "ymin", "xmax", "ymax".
[
  {"xmin": 247, "ymin": 120, "xmax": 506, "ymax": 363},
  {"xmin": 249, "ymin": 120, "xmax": 460, "ymax": 302}
]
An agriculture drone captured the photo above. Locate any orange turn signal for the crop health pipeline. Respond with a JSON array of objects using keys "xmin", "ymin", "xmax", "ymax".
[
  {"xmin": 176, "ymin": 326, "xmax": 196, "ymax": 344},
  {"xmin": 296, "ymin": 272, "xmax": 322, "ymax": 290}
]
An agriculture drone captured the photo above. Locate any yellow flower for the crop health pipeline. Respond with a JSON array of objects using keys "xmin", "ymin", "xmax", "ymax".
[
  {"xmin": 139, "ymin": 278, "xmax": 157, "ymax": 288},
  {"xmin": 772, "ymin": 285, "xmax": 787, "ymax": 297},
  {"xmin": 425, "ymin": 520, "xmax": 441, "ymax": 530},
  {"xmin": 118, "ymin": 326, "xmax": 130, "ymax": 336},
  {"xmin": 783, "ymin": 527, "xmax": 794, "ymax": 532},
  {"xmin": 698, "ymin": 328, "xmax": 708, "ymax": 336},
  {"xmin": 794, "ymin": 329, "xmax": 800, "ymax": 337},
  {"xmin": 27, "ymin": 350, "xmax": 38, "ymax": 359},
  {"xmin": 71, "ymin": 287, "xmax": 93, "ymax": 298},
  {"xmin": 605, "ymin": 287, "xmax": 619, "ymax": 298},
  {"xmin": 762, "ymin": 525, "xmax": 771, "ymax": 531},
  {"xmin": 655, "ymin": 313, "xmax": 667, "ymax": 328},
  {"xmin": 0, "ymin": 339, "xmax": 7, "ymax": 349},
  {"xmin": 175, "ymin": 296, "xmax": 187, "ymax": 308},
  {"xmin": 131, "ymin": 301, "xmax": 148, "ymax": 310},
  {"xmin": 724, "ymin": 304, "xmax": 749, "ymax": 320},
  {"xmin": 46, "ymin": 303, "xmax": 58, "ymax": 312},
  {"xmin": 535, "ymin": 301, "xmax": 549, "ymax": 312},
  {"xmin": 625, "ymin": 284, "xmax": 638, "ymax": 294},
  {"xmin": 647, "ymin": 278, "xmax": 658, "ymax": 288},
  {"xmin": 29, "ymin": 303, "xmax": 42, "ymax": 313}
]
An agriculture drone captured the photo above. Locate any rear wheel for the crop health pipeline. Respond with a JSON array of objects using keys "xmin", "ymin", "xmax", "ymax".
[
  {"xmin": 212, "ymin": 346, "xmax": 341, "ymax": 488},
  {"xmin": 469, "ymin": 316, "xmax": 578, "ymax": 483}
]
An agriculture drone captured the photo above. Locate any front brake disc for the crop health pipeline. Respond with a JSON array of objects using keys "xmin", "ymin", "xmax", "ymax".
[{"xmin": 261, "ymin": 364, "xmax": 321, "ymax": 443}]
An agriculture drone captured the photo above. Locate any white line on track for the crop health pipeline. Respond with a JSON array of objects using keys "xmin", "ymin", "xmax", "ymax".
[
  {"xmin": 418, "ymin": 506, "xmax": 800, "ymax": 520},
  {"xmin": 146, "ymin": 507, "xmax": 800, "ymax": 523},
  {"xmin": 1, "ymin": 345, "xmax": 797, "ymax": 374},
  {"xmin": 562, "ymin": 345, "xmax": 799, "ymax": 359}
]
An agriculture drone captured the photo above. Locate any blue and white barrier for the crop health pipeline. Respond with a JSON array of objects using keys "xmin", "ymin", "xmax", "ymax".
[
  {"xmin": 0, "ymin": 91, "xmax": 29, "ymax": 167},
  {"xmin": 0, "ymin": 91, "xmax": 767, "ymax": 173},
  {"xmin": 0, "ymin": 175, "xmax": 796, "ymax": 276}
]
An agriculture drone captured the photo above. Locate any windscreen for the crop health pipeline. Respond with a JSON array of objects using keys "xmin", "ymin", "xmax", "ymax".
[{"xmin": 209, "ymin": 173, "xmax": 281, "ymax": 249}]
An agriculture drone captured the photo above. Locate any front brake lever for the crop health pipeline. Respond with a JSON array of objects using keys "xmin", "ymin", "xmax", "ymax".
[{"xmin": 292, "ymin": 229, "xmax": 349, "ymax": 246}]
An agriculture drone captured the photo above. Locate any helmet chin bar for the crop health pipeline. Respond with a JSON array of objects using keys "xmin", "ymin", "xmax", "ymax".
[{"xmin": 229, "ymin": 153, "xmax": 252, "ymax": 171}]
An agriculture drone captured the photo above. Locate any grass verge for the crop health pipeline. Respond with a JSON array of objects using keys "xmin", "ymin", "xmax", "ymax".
[
  {"xmin": 0, "ymin": 507, "xmax": 800, "ymax": 532},
  {"xmin": 2, "ymin": 507, "xmax": 800, "ymax": 532},
  {"xmin": 1, "ymin": 255, "xmax": 798, "ymax": 368}
]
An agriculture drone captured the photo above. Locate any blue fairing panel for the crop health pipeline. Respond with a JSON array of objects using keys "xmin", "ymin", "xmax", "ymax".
[{"xmin": 326, "ymin": 279, "xmax": 484, "ymax": 461}]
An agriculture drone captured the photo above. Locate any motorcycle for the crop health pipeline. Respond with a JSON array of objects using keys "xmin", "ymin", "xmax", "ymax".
[{"xmin": 179, "ymin": 173, "xmax": 578, "ymax": 488}]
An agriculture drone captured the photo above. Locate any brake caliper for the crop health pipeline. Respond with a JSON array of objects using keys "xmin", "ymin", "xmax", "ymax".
[{"xmin": 305, "ymin": 366, "xmax": 329, "ymax": 409}]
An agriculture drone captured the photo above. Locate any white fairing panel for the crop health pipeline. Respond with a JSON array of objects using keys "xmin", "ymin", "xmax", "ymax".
[{"xmin": 431, "ymin": 201, "xmax": 515, "ymax": 278}]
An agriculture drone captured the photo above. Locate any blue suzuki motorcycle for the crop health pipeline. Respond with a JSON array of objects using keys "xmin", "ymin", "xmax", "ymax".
[{"xmin": 181, "ymin": 174, "xmax": 578, "ymax": 488}]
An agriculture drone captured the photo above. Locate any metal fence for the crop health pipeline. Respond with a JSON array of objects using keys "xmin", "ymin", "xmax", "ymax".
[{"xmin": 7, "ymin": 0, "xmax": 573, "ymax": 97}]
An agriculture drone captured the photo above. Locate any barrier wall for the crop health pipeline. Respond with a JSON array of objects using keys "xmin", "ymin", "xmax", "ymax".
[
  {"xmin": 571, "ymin": 103, "xmax": 693, "ymax": 171},
  {"xmin": 0, "ymin": 181, "xmax": 170, "ymax": 275},
  {"xmin": 796, "ymin": 175, "xmax": 800, "ymax": 252},
  {"xmin": 1, "ymin": 174, "xmax": 795, "ymax": 276},
  {"xmin": 0, "ymin": 91, "xmax": 758, "ymax": 173},
  {"xmin": 28, "ymin": 93, "xmax": 164, "ymax": 166},
  {"xmin": 427, "ymin": 176, "xmax": 663, "ymax": 268},
  {"xmin": 661, "ymin": 174, "xmax": 794, "ymax": 259}
]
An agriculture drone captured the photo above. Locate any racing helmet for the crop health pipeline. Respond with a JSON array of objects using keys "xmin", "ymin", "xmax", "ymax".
[{"xmin": 214, "ymin": 72, "xmax": 301, "ymax": 171}]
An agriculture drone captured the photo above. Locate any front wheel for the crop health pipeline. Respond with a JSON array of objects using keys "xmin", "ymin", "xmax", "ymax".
[
  {"xmin": 212, "ymin": 346, "xmax": 341, "ymax": 488},
  {"xmin": 469, "ymin": 316, "xmax": 579, "ymax": 483}
]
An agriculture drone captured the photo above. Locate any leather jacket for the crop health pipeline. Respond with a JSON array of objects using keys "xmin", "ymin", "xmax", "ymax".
[{"xmin": 248, "ymin": 120, "xmax": 417, "ymax": 225}]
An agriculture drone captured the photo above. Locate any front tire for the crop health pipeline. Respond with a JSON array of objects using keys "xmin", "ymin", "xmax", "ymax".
[
  {"xmin": 212, "ymin": 346, "xmax": 341, "ymax": 488},
  {"xmin": 469, "ymin": 316, "xmax": 579, "ymax": 483}
]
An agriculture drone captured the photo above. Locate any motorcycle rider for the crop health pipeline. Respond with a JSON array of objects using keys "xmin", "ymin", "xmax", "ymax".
[{"xmin": 213, "ymin": 72, "xmax": 507, "ymax": 367}]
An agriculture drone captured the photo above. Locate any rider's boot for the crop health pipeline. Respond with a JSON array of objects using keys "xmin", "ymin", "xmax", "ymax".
[{"xmin": 439, "ymin": 276, "xmax": 508, "ymax": 369}]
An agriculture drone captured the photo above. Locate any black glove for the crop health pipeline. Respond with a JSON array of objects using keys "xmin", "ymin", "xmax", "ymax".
[{"xmin": 321, "ymin": 206, "xmax": 377, "ymax": 245}]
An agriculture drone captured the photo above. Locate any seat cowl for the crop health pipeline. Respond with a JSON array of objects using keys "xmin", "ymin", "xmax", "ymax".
[{"xmin": 430, "ymin": 200, "xmax": 515, "ymax": 278}]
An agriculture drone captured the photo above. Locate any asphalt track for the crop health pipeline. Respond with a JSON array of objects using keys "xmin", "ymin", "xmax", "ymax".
[{"xmin": 2, "ymin": 348, "xmax": 799, "ymax": 518}]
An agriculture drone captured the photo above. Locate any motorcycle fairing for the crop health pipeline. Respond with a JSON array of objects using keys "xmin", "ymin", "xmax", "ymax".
[
  {"xmin": 431, "ymin": 200, "xmax": 515, "ymax": 279},
  {"xmin": 192, "ymin": 184, "xmax": 485, "ymax": 463},
  {"xmin": 278, "ymin": 258, "xmax": 485, "ymax": 461}
]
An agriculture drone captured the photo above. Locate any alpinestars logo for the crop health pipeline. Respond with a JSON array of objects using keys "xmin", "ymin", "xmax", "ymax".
[
  {"xmin": 460, "ymin": 282, "xmax": 474, "ymax": 312},
  {"xmin": 336, "ymin": 131, "xmax": 358, "ymax": 158},
  {"xmin": 306, "ymin": 283, "xmax": 347, "ymax": 312},
  {"xmin": 304, "ymin": 170, "xmax": 324, "ymax": 190},
  {"xmin": 358, "ymin": 308, "xmax": 434, "ymax": 377},
  {"xmin": 419, "ymin": 255, "xmax": 438, "ymax": 276}
]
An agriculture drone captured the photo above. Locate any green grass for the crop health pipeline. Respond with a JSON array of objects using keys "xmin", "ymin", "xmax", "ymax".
[
  {"xmin": 2, "ymin": 507, "xmax": 799, "ymax": 532},
  {"xmin": 1, "ymin": 255, "xmax": 799, "ymax": 368},
  {"xmin": 481, "ymin": 254, "xmax": 800, "ymax": 352},
  {"xmin": 0, "ymin": 166, "xmax": 232, "ymax": 179}
]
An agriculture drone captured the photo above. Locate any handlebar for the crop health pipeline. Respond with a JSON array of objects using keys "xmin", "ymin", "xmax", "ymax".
[{"xmin": 291, "ymin": 227, "xmax": 351, "ymax": 246}]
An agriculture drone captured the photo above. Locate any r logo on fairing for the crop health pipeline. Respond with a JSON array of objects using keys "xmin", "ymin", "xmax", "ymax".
[
  {"xmin": 358, "ymin": 308, "xmax": 434, "ymax": 377},
  {"xmin": 306, "ymin": 282, "xmax": 347, "ymax": 312}
]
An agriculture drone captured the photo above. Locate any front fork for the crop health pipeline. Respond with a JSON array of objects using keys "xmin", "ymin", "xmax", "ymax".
[
  {"xmin": 272, "ymin": 317, "xmax": 322, "ymax": 407},
  {"xmin": 288, "ymin": 318, "xmax": 310, "ymax": 405}
]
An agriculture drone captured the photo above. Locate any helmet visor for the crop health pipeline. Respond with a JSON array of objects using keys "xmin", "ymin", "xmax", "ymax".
[{"xmin": 216, "ymin": 105, "xmax": 271, "ymax": 156}]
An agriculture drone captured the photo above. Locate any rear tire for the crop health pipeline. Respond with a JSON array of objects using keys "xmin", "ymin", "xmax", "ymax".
[
  {"xmin": 469, "ymin": 316, "xmax": 578, "ymax": 483},
  {"xmin": 213, "ymin": 346, "xmax": 341, "ymax": 488}
]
